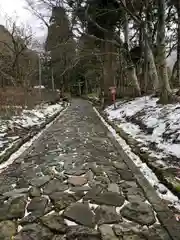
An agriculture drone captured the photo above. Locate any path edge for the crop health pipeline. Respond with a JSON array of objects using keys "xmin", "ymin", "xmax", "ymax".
[
  {"xmin": 0, "ymin": 103, "xmax": 69, "ymax": 171},
  {"xmin": 93, "ymin": 106, "xmax": 180, "ymax": 240}
]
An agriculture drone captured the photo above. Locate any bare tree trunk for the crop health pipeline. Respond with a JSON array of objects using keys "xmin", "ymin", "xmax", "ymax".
[
  {"xmin": 103, "ymin": 39, "xmax": 113, "ymax": 102},
  {"xmin": 146, "ymin": 43, "xmax": 160, "ymax": 93},
  {"xmin": 123, "ymin": 0, "xmax": 129, "ymax": 47},
  {"xmin": 143, "ymin": 0, "xmax": 149, "ymax": 94},
  {"xmin": 157, "ymin": 0, "xmax": 171, "ymax": 103},
  {"xmin": 127, "ymin": 67, "xmax": 141, "ymax": 96},
  {"xmin": 85, "ymin": 77, "xmax": 88, "ymax": 95}
]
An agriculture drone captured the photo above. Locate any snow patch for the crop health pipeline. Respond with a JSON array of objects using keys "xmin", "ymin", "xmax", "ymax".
[
  {"xmin": 0, "ymin": 106, "xmax": 67, "ymax": 172},
  {"xmin": 94, "ymin": 107, "xmax": 180, "ymax": 212}
]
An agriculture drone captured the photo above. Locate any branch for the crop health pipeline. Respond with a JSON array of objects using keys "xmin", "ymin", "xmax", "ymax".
[{"xmin": 25, "ymin": 0, "xmax": 50, "ymax": 27}]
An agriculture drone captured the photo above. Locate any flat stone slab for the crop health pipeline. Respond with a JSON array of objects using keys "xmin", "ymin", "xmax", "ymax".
[
  {"xmin": 120, "ymin": 202, "xmax": 156, "ymax": 226},
  {"xmin": 41, "ymin": 212, "xmax": 67, "ymax": 233},
  {"xmin": 95, "ymin": 205, "xmax": 122, "ymax": 225},
  {"xmin": 50, "ymin": 192, "xmax": 76, "ymax": 210},
  {"xmin": 1, "ymin": 99, "xmax": 177, "ymax": 240},
  {"xmin": 29, "ymin": 187, "xmax": 41, "ymax": 198},
  {"xmin": 113, "ymin": 161, "xmax": 128, "ymax": 170},
  {"xmin": 20, "ymin": 212, "xmax": 41, "ymax": 225},
  {"xmin": 27, "ymin": 197, "xmax": 48, "ymax": 214},
  {"xmin": 68, "ymin": 176, "xmax": 88, "ymax": 186},
  {"xmin": 52, "ymin": 235, "xmax": 66, "ymax": 240},
  {"xmin": 117, "ymin": 170, "xmax": 134, "ymax": 181},
  {"xmin": 43, "ymin": 180, "xmax": 69, "ymax": 195},
  {"xmin": 99, "ymin": 224, "xmax": 119, "ymax": 240},
  {"xmin": 7, "ymin": 196, "xmax": 27, "ymax": 219},
  {"xmin": 64, "ymin": 168, "xmax": 87, "ymax": 176},
  {"xmin": 63, "ymin": 203, "xmax": 95, "ymax": 227},
  {"xmin": 70, "ymin": 186, "xmax": 91, "ymax": 192},
  {"xmin": 30, "ymin": 176, "xmax": 51, "ymax": 187},
  {"xmin": 66, "ymin": 226, "xmax": 100, "ymax": 240},
  {"xmin": 0, "ymin": 220, "xmax": 17, "ymax": 239},
  {"xmin": 14, "ymin": 223, "xmax": 53, "ymax": 240},
  {"xmin": 90, "ymin": 192, "xmax": 125, "ymax": 206},
  {"xmin": 3, "ymin": 188, "xmax": 29, "ymax": 198},
  {"xmin": 107, "ymin": 183, "xmax": 120, "ymax": 193}
]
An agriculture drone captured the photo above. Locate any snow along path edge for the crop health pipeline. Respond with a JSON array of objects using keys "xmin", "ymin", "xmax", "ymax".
[
  {"xmin": 0, "ymin": 104, "xmax": 69, "ymax": 173},
  {"xmin": 93, "ymin": 106, "xmax": 180, "ymax": 240}
]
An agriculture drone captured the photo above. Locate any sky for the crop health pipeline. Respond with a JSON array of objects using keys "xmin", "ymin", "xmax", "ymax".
[{"xmin": 0, "ymin": 0, "xmax": 47, "ymax": 41}]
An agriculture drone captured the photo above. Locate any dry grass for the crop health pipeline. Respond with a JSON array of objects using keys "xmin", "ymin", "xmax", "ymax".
[{"xmin": 0, "ymin": 87, "xmax": 59, "ymax": 118}]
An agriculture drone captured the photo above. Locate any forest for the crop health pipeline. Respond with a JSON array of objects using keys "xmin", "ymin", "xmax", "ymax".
[
  {"xmin": 0, "ymin": 0, "xmax": 180, "ymax": 105},
  {"xmin": 24, "ymin": 0, "xmax": 180, "ymax": 105}
]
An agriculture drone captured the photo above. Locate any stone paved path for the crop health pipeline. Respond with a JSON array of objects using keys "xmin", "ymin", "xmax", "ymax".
[{"xmin": 0, "ymin": 99, "xmax": 179, "ymax": 239}]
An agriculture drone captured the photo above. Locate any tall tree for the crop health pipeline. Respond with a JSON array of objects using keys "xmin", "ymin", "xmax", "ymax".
[
  {"xmin": 157, "ymin": 0, "xmax": 172, "ymax": 103},
  {"xmin": 45, "ymin": 6, "xmax": 75, "ymax": 91}
]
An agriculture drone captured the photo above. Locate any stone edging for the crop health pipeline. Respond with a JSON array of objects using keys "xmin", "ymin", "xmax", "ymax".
[
  {"xmin": 94, "ymin": 106, "xmax": 180, "ymax": 240},
  {"xmin": 102, "ymin": 113, "xmax": 180, "ymax": 199},
  {"xmin": 0, "ymin": 103, "xmax": 68, "ymax": 165}
]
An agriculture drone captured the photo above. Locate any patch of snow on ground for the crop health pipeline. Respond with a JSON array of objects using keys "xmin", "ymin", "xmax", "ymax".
[
  {"xmin": 0, "ymin": 103, "xmax": 65, "ymax": 169},
  {"xmin": 94, "ymin": 107, "xmax": 180, "ymax": 212},
  {"xmin": 105, "ymin": 96, "xmax": 180, "ymax": 161}
]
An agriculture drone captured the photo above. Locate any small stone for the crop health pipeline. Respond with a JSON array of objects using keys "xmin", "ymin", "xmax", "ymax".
[
  {"xmin": 117, "ymin": 170, "xmax": 134, "ymax": 181},
  {"xmin": 142, "ymin": 224, "xmax": 171, "ymax": 240},
  {"xmin": 121, "ymin": 182, "xmax": 146, "ymax": 202},
  {"xmin": 154, "ymin": 184, "xmax": 167, "ymax": 195},
  {"xmin": 8, "ymin": 196, "xmax": 26, "ymax": 219},
  {"xmin": 27, "ymin": 197, "xmax": 48, "ymax": 214},
  {"xmin": 113, "ymin": 222, "xmax": 141, "ymax": 236},
  {"xmin": 0, "ymin": 206, "xmax": 8, "ymax": 221},
  {"xmin": 113, "ymin": 162, "xmax": 128, "ymax": 170},
  {"xmin": 52, "ymin": 235, "xmax": 66, "ymax": 240},
  {"xmin": 108, "ymin": 183, "xmax": 120, "ymax": 193},
  {"xmin": 0, "ymin": 220, "xmax": 17, "ymax": 239},
  {"xmin": 90, "ymin": 192, "xmax": 125, "ymax": 206},
  {"xmin": 43, "ymin": 180, "xmax": 68, "ymax": 195},
  {"xmin": 70, "ymin": 186, "xmax": 91, "ymax": 192},
  {"xmin": 16, "ymin": 178, "xmax": 29, "ymax": 188},
  {"xmin": 106, "ymin": 171, "xmax": 121, "ymax": 183},
  {"xmin": 30, "ymin": 176, "xmax": 51, "ymax": 187},
  {"xmin": 123, "ymin": 233, "xmax": 146, "ymax": 240},
  {"xmin": 66, "ymin": 226, "xmax": 100, "ymax": 240},
  {"xmin": 99, "ymin": 224, "xmax": 119, "ymax": 240},
  {"xmin": 29, "ymin": 187, "xmax": 41, "ymax": 198},
  {"xmin": 84, "ymin": 186, "xmax": 103, "ymax": 200},
  {"xmin": 41, "ymin": 212, "xmax": 67, "ymax": 233},
  {"xmin": 63, "ymin": 203, "xmax": 95, "ymax": 227},
  {"xmin": 64, "ymin": 168, "xmax": 86, "ymax": 176},
  {"xmin": 95, "ymin": 205, "xmax": 122, "ymax": 225},
  {"xmin": 95, "ymin": 176, "xmax": 110, "ymax": 185},
  {"xmin": 120, "ymin": 202, "xmax": 156, "ymax": 226},
  {"xmin": 89, "ymin": 163, "xmax": 103, "ymax": 176},
  {"xmin": 3, "ymin": 188, "xmax": 29, "ymax": 198},
  {"xmin": 85, "ymin": 170, "xmax": 94, "ymax": 182},
  {"xmin": 14, "ymin": 223, "xmax": 53, "ymax": 240},
  {"xmin": 50, "ymin": 192, "xmax": 76, "ymax": 210},
  {"xmin": 68, "ymin": 176, "xmax": 88, "ymax": 186},
  {"xmin": 121, "ymin": 181, "xmax": 138, "ymax": 189},
  {"xmin": 20, "ymin": 212, "xmax": 41, "ymax": 225},
  {"xmin": 127, "ymin": 194, "xmax": 146, "ymax": 203}
]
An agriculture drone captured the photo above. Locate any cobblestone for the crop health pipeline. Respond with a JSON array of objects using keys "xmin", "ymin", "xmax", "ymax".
[{"xmin": 0, "ymin": 99, "xmax": 178, "ymax": 239}]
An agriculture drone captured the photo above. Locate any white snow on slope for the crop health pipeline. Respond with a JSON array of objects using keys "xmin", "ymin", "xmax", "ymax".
[
  {"xmin": 0, "ymin": 103, "xmax": 63, "ymax": 155},
  {"xmin": 105, "ymin": 96, "xmax": 180, "ymax": 161},
  {"xmin": 0, "ymin": 106, "xmax": 67, "ymax": 172},
  {"xmin": 94, "ymin": 107, "xmax": 180, "ymax": 212}
]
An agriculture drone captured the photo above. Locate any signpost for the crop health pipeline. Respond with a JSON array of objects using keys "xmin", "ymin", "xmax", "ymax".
[{"xmin": 109, "ymin": 86, "xmax": 117, "ymax": 109}]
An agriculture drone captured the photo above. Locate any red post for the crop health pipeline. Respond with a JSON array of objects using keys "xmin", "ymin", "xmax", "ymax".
[{"xmin": 109, "ymin": 86, "xmax": 117, "ymax": 109}]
